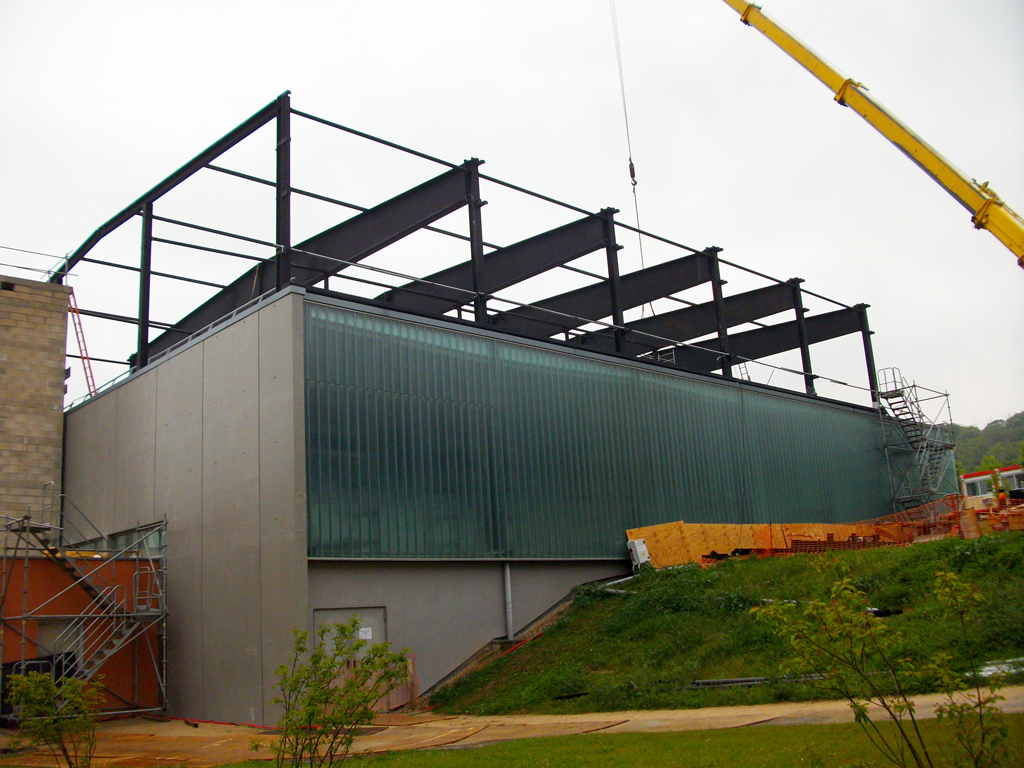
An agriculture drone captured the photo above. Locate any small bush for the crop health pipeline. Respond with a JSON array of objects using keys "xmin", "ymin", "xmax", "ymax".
[
  {"xmin": 270, "ymin": 618, "xmax": 408, "ymax": 768},
  {"xmin": 7, "ymin": 672, "xmax": 103, "ymax": 768},
  {"xmin": 755, "ymin": 568, "xmax": 1008, "ymax": 768}
]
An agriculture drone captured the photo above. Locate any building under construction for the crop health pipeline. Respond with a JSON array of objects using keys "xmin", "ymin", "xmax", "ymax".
[{"xmin": 0, "ymin": 95, "xmax": 959, "ymax": 725}]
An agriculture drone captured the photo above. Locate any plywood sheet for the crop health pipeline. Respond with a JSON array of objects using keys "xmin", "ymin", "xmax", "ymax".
[{"xmin": 626, "ymin": 520, "xmax": 878, "ymax": 568}]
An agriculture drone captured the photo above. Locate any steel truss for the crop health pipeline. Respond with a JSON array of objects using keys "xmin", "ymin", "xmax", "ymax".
[{"xmin": 50, "ymin": 93, "xmax": 880, "ymax": 405}]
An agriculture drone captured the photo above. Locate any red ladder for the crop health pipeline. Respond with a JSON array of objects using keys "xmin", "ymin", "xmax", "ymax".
[{"xmin": 68, "ymin": 289, "xmax": 96, "ymax": 396}]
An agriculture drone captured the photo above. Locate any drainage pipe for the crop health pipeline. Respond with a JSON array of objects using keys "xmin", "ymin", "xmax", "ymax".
[{"xmin": 503, "ymin": 562, "xmax": 514, "ymax": 641}]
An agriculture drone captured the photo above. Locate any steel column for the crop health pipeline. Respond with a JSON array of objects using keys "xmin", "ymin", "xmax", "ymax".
[
  {"xmin": 856, "ymin": 303, "xmax": 880, "ymax": 406},
  {"xmin": 275, "ymin": 91, "xmax": 292, "ymax": 291},
  {"xmin": 466, "ymin": 159, "xmax": 487, "ymax": 324},
  {"xmin": 601, "ymin": 208, "xmax": 624, "ymax": 352},
  {"xmin": 789, "ymin": 278, "xmax": 815, "ymax": 394},
  {"xmin": 136, "ymin": 202, "xmax": 153, "ymax": 370},
  {"xmin": 707, "ymin": 248, "xmax": 732, "ymax": 377}
]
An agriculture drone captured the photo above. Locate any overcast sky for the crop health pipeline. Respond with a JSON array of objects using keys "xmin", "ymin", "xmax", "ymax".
[{"xmin": 1, "ymin": 0, "xmax": 1021, "ymax": 428}]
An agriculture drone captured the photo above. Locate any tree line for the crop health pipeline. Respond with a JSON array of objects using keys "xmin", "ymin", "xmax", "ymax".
[{"xmin": 953, "ymin": 410, "xmax": 1024, "ymax": 473}]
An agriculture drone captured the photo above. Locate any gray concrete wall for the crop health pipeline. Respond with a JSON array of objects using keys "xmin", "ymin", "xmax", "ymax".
[
  {"xmin": 307, "ymin": 560, "xmax": 628, "ymax": 693},
  {"xmin": 62, "ymin": 291, "xmax": 307, "ymax": 725}
]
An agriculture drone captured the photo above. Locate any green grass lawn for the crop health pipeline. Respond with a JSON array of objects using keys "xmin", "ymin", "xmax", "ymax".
[
  {"xmin": 217, "ymin": 713, "xmax": 1024, "ymax": 768},
  {"xmin": 430, "ymin": 532, "xmax": 1024, "ymax": 714}
]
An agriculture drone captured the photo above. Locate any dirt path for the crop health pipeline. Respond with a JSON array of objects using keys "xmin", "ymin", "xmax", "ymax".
[{"xmin": 1, "ymin": 686, "xmax": 1021, "ymax": 766}]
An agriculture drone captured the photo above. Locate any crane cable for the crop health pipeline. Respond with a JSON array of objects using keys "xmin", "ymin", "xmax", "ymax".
[{"xmin": 609, "ymin": 0, "xmax": 653, "ymax": 318}]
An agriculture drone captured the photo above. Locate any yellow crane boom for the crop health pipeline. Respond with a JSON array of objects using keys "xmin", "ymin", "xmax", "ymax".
[{"xmin": 721, "ymin": 0, "xmax": 1024, "ymax": 271}]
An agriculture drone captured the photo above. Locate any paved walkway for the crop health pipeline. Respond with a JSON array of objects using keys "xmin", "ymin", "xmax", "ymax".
[{"xmin": 1, "ymin": 686, "xmax": 1020, "ymax": 766}]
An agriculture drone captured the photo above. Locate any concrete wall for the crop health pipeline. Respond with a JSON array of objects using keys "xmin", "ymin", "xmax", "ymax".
[
  {"xmin": 63, "ymin": 291, "xmax": 307, "ymax": 725},
  {"xmin": 307, "ymin": 560, "xmax": 628, "ymax": 692},
  {"xmin": 0, "ymin": 275, "xmax": 70, "ymax": 518}
]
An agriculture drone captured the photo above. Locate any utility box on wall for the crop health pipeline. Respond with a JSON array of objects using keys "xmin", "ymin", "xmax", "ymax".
[{"xmin": 627, "ymin": 538, "xmax": 651, "ymax": 568}]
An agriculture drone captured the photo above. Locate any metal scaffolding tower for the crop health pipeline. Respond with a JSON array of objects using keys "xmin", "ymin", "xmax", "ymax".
[
  {"xmin": 877, "ymin": 367, "xmax": 957, "ymax": 511},
  {"xmin": 0, "ymin": 488, "xmax": 166, "ymax": 718}
]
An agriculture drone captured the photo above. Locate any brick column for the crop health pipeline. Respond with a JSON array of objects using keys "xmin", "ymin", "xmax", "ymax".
[{"xmin": 0, "ymin": 275, "xmax": 71, "ymax": 518}]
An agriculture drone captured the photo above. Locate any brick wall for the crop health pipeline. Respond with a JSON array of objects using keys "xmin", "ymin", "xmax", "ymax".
[{"xmin": 0, "ymin": 275, "xmax": 70, "ymax": 518}]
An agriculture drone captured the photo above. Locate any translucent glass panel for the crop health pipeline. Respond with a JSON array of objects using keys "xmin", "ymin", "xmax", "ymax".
[{"xmin": 305, "ymin": 302, "xmax": 891, "ymax": 559}]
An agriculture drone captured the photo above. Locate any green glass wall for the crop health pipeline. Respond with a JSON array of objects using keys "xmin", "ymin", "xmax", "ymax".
[{"xmin": 305, "ymin": 301, "xmax": 891, "ymax": 559}]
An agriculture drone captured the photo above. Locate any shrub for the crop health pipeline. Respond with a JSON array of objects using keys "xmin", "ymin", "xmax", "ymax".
[
  {"xmin": 7, "ymin": 671, "xmax": 103, "ymax": 768},
  {"xmin": 754, "ymin": 566, "xmax": 1007, "ymax": 768},
  {"xmin": 269, "ymin": 618, "xmax": 409, "ymax": 768}
]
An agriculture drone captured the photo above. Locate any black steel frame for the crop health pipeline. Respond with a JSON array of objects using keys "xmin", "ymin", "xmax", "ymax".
[{"xmin": 51, "ymin": 93, "xmax": 879, "ymax": 402}]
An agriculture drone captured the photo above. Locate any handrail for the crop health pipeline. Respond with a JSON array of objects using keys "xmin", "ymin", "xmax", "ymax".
[
  {"xmin": 42, "ymin": 484, "xmax": 111, "ymax": 550},
  {"xmin": 53, "ymin": 585, "xmax": 125, "ymax": 654}
]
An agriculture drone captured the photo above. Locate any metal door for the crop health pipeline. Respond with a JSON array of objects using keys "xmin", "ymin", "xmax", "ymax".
[{"xmin": 313, "ymin": 606, "xmax": 387, "ymax": 661}]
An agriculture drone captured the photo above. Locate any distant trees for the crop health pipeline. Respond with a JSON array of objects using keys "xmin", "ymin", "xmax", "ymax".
[{"xmin": 954, "ymin": 411, "xmax": 1024, "ymax": 472}]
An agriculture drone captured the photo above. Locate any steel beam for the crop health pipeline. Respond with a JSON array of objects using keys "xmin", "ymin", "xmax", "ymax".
[
  {"xmin": 489, "ymin": 249, "xmax": 715, "ymax": 339},
  {"xmin": 601, "ymin": 208, "xmax": 624, "ymax": 352},
  {"xmin": 708, "ymin": 249, "xmax": 732, "ymax": 377},
  {"xmin": 144, "ymin": 167, "xmax": 469, "ymax": 359},
  {"xmin": 289, "ymin": 166, "xmax": 470, "ymax": 286},
  {"xmin": 573, "ymin": 281, "xmax": 795, "ymax": 357},
  {"xmin": 80, "ymin": 256, "xmax": 226, "ymax": 290},
  {"xmin": 666, "ymin": 306, "xmax": 864, "ymax": 372},
  {"xmin": 376, "ymin": 215, "xmax": 607, "ymax": 315},
  {"xmin": 144, "ymin": 262, "xmax": 274, "ymax": 359},
  {"xmin": 76, "ymin": 307, "xmax": 180, "ymax": 331}
]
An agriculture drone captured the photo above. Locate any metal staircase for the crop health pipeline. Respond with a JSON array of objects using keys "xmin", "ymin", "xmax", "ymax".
[
  {"xmin": 1, "ymin": 491, "xmax": 166, "ymax": 713},
  {"xmin": 876, "ymin": 367, "xmax": 957, "ymax": 511},
  {"xmin": 25, "ymin": 526, "xmax": 112, "ymax": 608}
]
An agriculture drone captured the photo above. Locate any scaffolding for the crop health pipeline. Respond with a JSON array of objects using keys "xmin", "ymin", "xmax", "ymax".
[
  {"xmin": 0, "ymin": 487, "xmax": 166, "ymax": 718},
  {"xmin": 877, "ymin": 367, "xmax": 957, "ymax": 512}
]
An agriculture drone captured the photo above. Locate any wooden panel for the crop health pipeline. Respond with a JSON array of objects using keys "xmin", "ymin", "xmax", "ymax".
[{"xmin": 626, "ymin": 519, "xmax": 879, "ymax": 567}]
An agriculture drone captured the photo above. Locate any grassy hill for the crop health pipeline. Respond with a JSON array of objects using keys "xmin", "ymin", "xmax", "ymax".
[{"xmin": 429, "ymin": 533, "xmax": 1024, "ymax": 715}]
